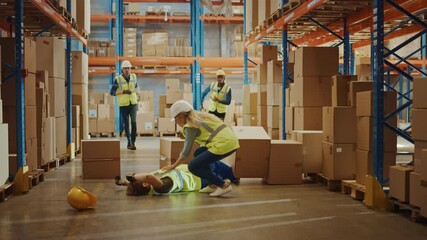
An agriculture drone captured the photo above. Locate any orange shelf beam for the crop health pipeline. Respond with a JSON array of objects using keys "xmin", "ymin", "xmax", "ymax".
[
  {"xmin": 91, "ymin": 14, "xmax": 243, "ymax": 24},
  {"xmin": 123, "ymin": 0, "xmax": 243, "ymax": 5},
  {"xmin": 88, "ymin": 68, "xmax": 253, "ymax": 75},
  {"xmin": 245, "ymin": 0, "xmax": 329, "ymax": 47},
  {"xmin": 293, "ymin": 0, "xmax": 426, "ymax": 47},
  {"xmin": 89, "ymin": 57, "xmax": 259, "ymax": 68},
  {"xmin": 30, "ymin": 0, "xmax": 87, "ymax": 45}
]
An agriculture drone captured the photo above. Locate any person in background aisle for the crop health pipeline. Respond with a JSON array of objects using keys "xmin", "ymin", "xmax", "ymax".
[
  {"xmin": 162, "ymin": 100, "xmax": 239, "ymax": 197},
  {"xmin": 110, "ymin": 60, "xmax": 140, "ymax": 150},
  {"xmin": 201, "ymin": 69, "xmax": 231, "ymax": 121}
]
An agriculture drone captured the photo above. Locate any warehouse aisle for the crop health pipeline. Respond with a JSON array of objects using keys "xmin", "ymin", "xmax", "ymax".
[{"xmin": 0, "ymin": 138, "xmax": 426, "ymax": 240}]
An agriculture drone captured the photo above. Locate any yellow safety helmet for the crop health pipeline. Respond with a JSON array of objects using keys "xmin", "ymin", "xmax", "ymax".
[
  {"xmin": 216, "ymin": 69, "xmax": 226, "ymax": 77},
  {"xmin": 67, "ymin": 186, "xmax": 97, "ymax": 210}
]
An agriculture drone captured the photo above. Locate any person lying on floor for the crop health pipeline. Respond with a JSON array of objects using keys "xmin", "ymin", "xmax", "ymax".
[{"xmin": 115, "ymin": 161, "xmax": 238, "ymax": 196}]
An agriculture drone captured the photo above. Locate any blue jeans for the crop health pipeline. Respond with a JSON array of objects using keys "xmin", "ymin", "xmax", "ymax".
[
  {"xmin": 191, "ymin": 147, "xmax": 236, "ymax": 187},
  {"xmin": 120, "ymin": 104, "xmax": 137, "ymax": 144}
]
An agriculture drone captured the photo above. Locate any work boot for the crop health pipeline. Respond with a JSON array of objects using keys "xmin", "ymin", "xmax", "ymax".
[
  {"xmin": 127, "ymin": 142, "xmax": 132, "ymax": 150},
  {"xmin": 129, "ymin": 142, "xmax": 136, "ymax": 150}
]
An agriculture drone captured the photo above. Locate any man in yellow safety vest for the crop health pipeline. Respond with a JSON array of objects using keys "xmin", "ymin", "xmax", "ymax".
[
  {"xmin": 110, "ymin": 60, "xmax": 140, "ymax": 150},
  {"xmin": 201, "ymin": 69, "xmax": 232, "ymax": 121}
]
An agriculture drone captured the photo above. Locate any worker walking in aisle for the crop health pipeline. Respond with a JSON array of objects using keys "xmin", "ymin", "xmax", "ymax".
[
  {"xmin": 162, "ymin": 100, "xmax": 239, "ymax": 197},
  {"xmin": 201, "ymin": 69, "xmax": 232, "ymax": 121},
  {"xmin": 110, "ymin": 60, "xmax": 140, "ymax": 150}
]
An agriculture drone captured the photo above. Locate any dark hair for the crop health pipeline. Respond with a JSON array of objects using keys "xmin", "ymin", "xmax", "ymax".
[{"xmin": 126, "ymin": 180, "xmax": 151, "ymax": 196}]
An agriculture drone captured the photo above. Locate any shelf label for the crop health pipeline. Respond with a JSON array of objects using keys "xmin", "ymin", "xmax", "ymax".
[
  {"xmin": 267, "ymin": 26, "xmax": 275, "ymax": 34},
  {"xmin": 284, "ymin": 12, "xmax": 294, "ymax": 23},
  {"xmin": 307, "ymin": 0, "xmax": 320, "ymax": 9}
]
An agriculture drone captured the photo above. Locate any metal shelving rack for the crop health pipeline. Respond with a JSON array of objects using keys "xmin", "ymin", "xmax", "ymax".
[
  {"xmin": 243, "ymin": 0, "xmax": 427, "ymax": 186},
  {"xmin": 0, "ymin": 0, "xmax": 87, "ymax": 171}
]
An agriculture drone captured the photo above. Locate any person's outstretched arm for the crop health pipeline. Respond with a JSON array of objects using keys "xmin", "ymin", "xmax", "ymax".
[
  {"xmin": 217, "ymin": 88, "xmax": 232, "ymax": 105},
  {"xmin": 133, "ymin": 173, "xmax": 163, "ymax": 189},
  {"xmin": 162, "ymin": 128, "xmax": 199, "ymax": 171}
]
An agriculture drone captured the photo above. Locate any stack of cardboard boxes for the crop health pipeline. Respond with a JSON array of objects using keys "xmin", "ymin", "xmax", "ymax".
[
  {"xmin": 81, "ymin": 139, "xmax": 120, "ymax": 179},
  {"xmin": 124, "ymin": 28, "xmax": 138, "ymax": 57},
  {"xmin": 243, "ymin": 84, "xmax": 257, "ymax": 126},
  {"xmin": 88, "ymin": 93, "xmax": 116, "ymax": 134},
  {"xmin": 355, "ymin": 57, "xmax": 371, "ymax": 81},
  {"xmin": 406, "ymin": 78, "xmax": 427, "ymax": 216},
  {"xmin": 142, "ymin": 30, "xmax": 168, "ymax": 57},
  {"xmin": 167, "ymin": 38, "xmax": 192, "ymax": 57},
  {"xmin": 137, "ymin": 90, "xmax": 155, "ymax": 135},
  {"xmin": 1, "ymin": 38, "xmax": 38, "ymax": 172},
  {"xmin": 71, "ymin": 51, "xmax": 90, "ymax": 142},
  {"xmin": 355, "ymin": 90, "xmax": 397, "ymax": 185},
  {"xmin": 0, "ymin": 45, "xmax": 9, "ymax": 184},
  {"xmin": 158, "ymin": 79, "xmax": 182, "ymax": 134}
]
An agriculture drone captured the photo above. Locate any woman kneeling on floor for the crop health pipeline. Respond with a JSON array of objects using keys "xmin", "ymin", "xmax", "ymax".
[{"xmin": 115, "ymin": 161, "xmax": 238, "ymax": 196}]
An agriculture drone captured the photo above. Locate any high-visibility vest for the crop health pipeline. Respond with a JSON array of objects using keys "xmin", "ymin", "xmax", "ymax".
[
  {"xmin": 208, "ymin": 82, "xmax": 230, "ymax": 113},
  {"xmin": 116, "ymin": 73, "xmax": 138, "ymax": 107},
  {"xmin": 149, "ymin": 164, "xmax": 202, "ymax": 193},
  {"xmin": 183, "ymin": 118, "xmax": 239, "ymax": 155}
]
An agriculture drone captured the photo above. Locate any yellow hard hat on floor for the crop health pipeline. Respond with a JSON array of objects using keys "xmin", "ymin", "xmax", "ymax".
[{"xmin": 67, "ymin": 186, "xmax": 97, "ymax": 210}]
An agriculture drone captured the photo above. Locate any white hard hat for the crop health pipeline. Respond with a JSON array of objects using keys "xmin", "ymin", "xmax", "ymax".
[
  {"xmin": 216, "ymin": 69, "xmax": 226, "ymax": 76},
  {"xmin": 170, "ymin": 100, "xmax": 193, "ymax": 119},
  {"xmin": 122, "ymin": 60, "xmax": 132, "ymax": 68}
]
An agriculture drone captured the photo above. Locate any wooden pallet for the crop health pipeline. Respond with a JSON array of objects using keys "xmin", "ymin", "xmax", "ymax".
[
  {"xmin": 57, "ymin": 153, "xmax": 71, "ymax": 165},
  {"xmin": 138, "ymin": 132, "xmax": 156, "ymax": 137},
  {"xmin": 303, "ymin": 173, "xmax": 318, "ymax": 184},
  {"xmin": 125, "ymin": 11, "xmax": 141, "ymax": 15},
  {"xmin": 142, "ymin": 65, "xmax": 167, "ymax": 70},
  {"xmin": 341, "ymin": 180, "xmax": 366, "ymax": 200},
  {"xmin": 145, "ymin": 11, "xmax": 158, "ymax": 16},
  {"xmin": 0, "ymin": 182, "xmax": 15, "ymax": 203},
  {"xmin": 173, "ymin": 12, "xmax": 190, "ymax": 17},
  {"xmin": 28, "ymin": 169, "xmax": 45, "ymax": 189},
  {"xmin": 282, "ymin": 0, "xmax": 302, "ymax": 15},
  {"xmin": 317, "ymin": 173, "xmax": 341, "ymax": 192},
  {"xmin": 58, "ymin": 6, "xmax": 72, "ymax": 24},
  {"xmin": 159, "ymin": 132, "xmax": 176, "ymax": 137},
  {"xmin": 89, "ymin": 132, "xmax": 115, "ymax": 138},
  {"xmin": 389, "ymin": 198, "xmax": 426, "ymax": 222}
]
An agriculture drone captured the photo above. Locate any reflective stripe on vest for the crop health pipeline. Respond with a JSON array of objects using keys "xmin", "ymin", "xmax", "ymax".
[
  {"xmin": 198, "ymin": 122, "xmax": 227, "ymax": 145},
  {"xmin": 208, "ymin": 82, "xmax": 229, "ymax": 113}
]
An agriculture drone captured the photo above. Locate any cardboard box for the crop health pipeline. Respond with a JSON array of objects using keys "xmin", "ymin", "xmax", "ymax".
[
  {"xmin": 48, "ymin": 77, "xmax": 66, "ymax": 117},
  {"xmin": 257, "ymin": 105, "xmax": 268, "ymax": 127},
  {"xmin": 294, "ymin": 130, "xmax": 323, "ymax": 173},
  {"xmin": 72, "ymin": 105, "xmax": 80, "ymax": 127},
  {"xmin": 245, "ymin": 0, "xmax": 258, "ymax": 32},
  {"xmin": 243, "ymin": 85, "xmax": 257, "ymax": 114},
  {"xmin": 410, "ymin": 172, "xmax": 422, "ymax": 207},
  {"xmin": 294, "ymin": 47, "xmax": 339, "ymax": 77},
  {"xmin": 257, "ymin": 63, "xmax": 267, "ymax": 84},
  {"xmin": 322, "ymin": 107, "xmax": 357, "ymax": 143},
  {"xmin": 421, "ymin": 150, "xmax": 427, "ymax": 182},
  {"xmin": 26, "ymin": 138, "xmax": 38, "ymax": 171},
  {"xmin": 356, "ymin": 64, "xmax": 371, "ymax": 81},
  {"xmin": 243, "ymin": 114, "xmax": 257, "ymax": 126},
  {"xmin": 36, "ymin": 37, "xmax": 65, "ymax": 79},
  {"xmin": 348, "ymin": 81, "xmax": 373, "ymax": 106},
  {"xmin": 55, "ymin": 116, "xmax": 67, "ymax": 156},
  {"xmin": 294, "ymin": 107, "xmax": 322, "ymax": 130},
  {"xmin": 261, "ymin": 45, "xmax": 277, "ymax": 63},
  {"xmin": 82, "ymin": 139, "xmax": 120, "ymax": 159},
  {"xmin": 292, "ymin": 77, "xmax": 332, "ymax": 107},
  {"xmin": 267, "ymin": 128, "xmax": 280, "ymax": 140},
  {"xmin": 267, "ymin": 60, "xmax": 282, "ymax": 83},
  {"xmin": 412, "ymin": 109, "xmax": 427, "ymax": 141},
  {"xmin": 158, "ymin": 118, "xmax": 176, "ymax": 132},
  {"xmin": 0, "ymin": 100, "xmax": 2, "ymax": 123},
  {"xmin": 76, "ymin": 0, "xmax": 91, "ymax": 34},
  {"xmin": 88, "ymin": 104, "xmax": 98, "ymax": 119},
  {"xmin": 71, "ymin": 51, "xmax": 89, "ymax": 84},
  {"xmin": 4, "ymin": 106, "xmax": 37, "ymax": 141},
  {"xmin": 89, "ymin": 119, "xmax": 97, "ymax": 133},
  {"xmin": 356, "ymin": 91, "xmax": 397, "ymax": 117},
  {"xmin": 72, "ymin": 127, "xmax": 80, "ymax": 152},
  {"xmin": 389, "ymin": 165, "xmax": 413, "ymax": 202},
  {"xmin": 331, "ymin": 75, "xmax": 357, "ymax": 106},
  {"xmin": 0, "ymin": 124, "xmax": 9, "ymax": 185},
  {"xmin": 166, "ymin": 90, "xmax": 183, "ymax": 105},
  {"xmin": 265, "ymin": 140, "xmax": 303, "ymax": 184},
  {"xmin": 232, "ymin": 126, "xmax": 271, "ymax": 178},
  {"xmin": 267, "ymin": 106, "xmax": 279, "ymax": 128},
  {"xmin": 355, "ymin": 150, "xmax": 396, "ymax": 185},
  {"xmin": 285, "ymin": 107, "xmax": 294, "ymax": 134},
  {"xmin": 0, "ymin": 37, "xmax": 36, "ymax": 74},
  {"xmin": 166, "ymin": 79, "xmax": 180, "ymax": 90},
  {"xmin": 257, "ymin": 84, "xmax": 267, "ymax": 106},
  {"xmin": 322, "ymin": 141, "xmax": 356, "ymax": 180},
  {"xmin": 97, "ymin": 119, "xmax": 115, "ymax": 133},
  {"xmin": 357, "ymin": 116, "xmax": 397, "ymax": 152},
  {"xmin": 159, "ymin": 137, "xmax": 198, "ymax": 168},
  {"xmin": 266, "ymin": 83, "xmax": 281, "ymax": 106},
  {"xmin": 0, "ymin": 73, "xmax": 37, "ymax": 107},
  {"xmin": 413, "ymin": 78, "xmax": 427, "ymax": 109},
  {"xmin": 41, "ymin": 117, "xmax": 56, "ymax": 165},
  {"xmin": 137, "ymin": 111, "xmax": 155, "ymax": 133}
]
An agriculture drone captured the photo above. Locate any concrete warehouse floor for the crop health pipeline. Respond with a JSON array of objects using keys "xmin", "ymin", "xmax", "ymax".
[{"xmin": 0, "ymin": 138, "xmax": 426, "ymax": 240}]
